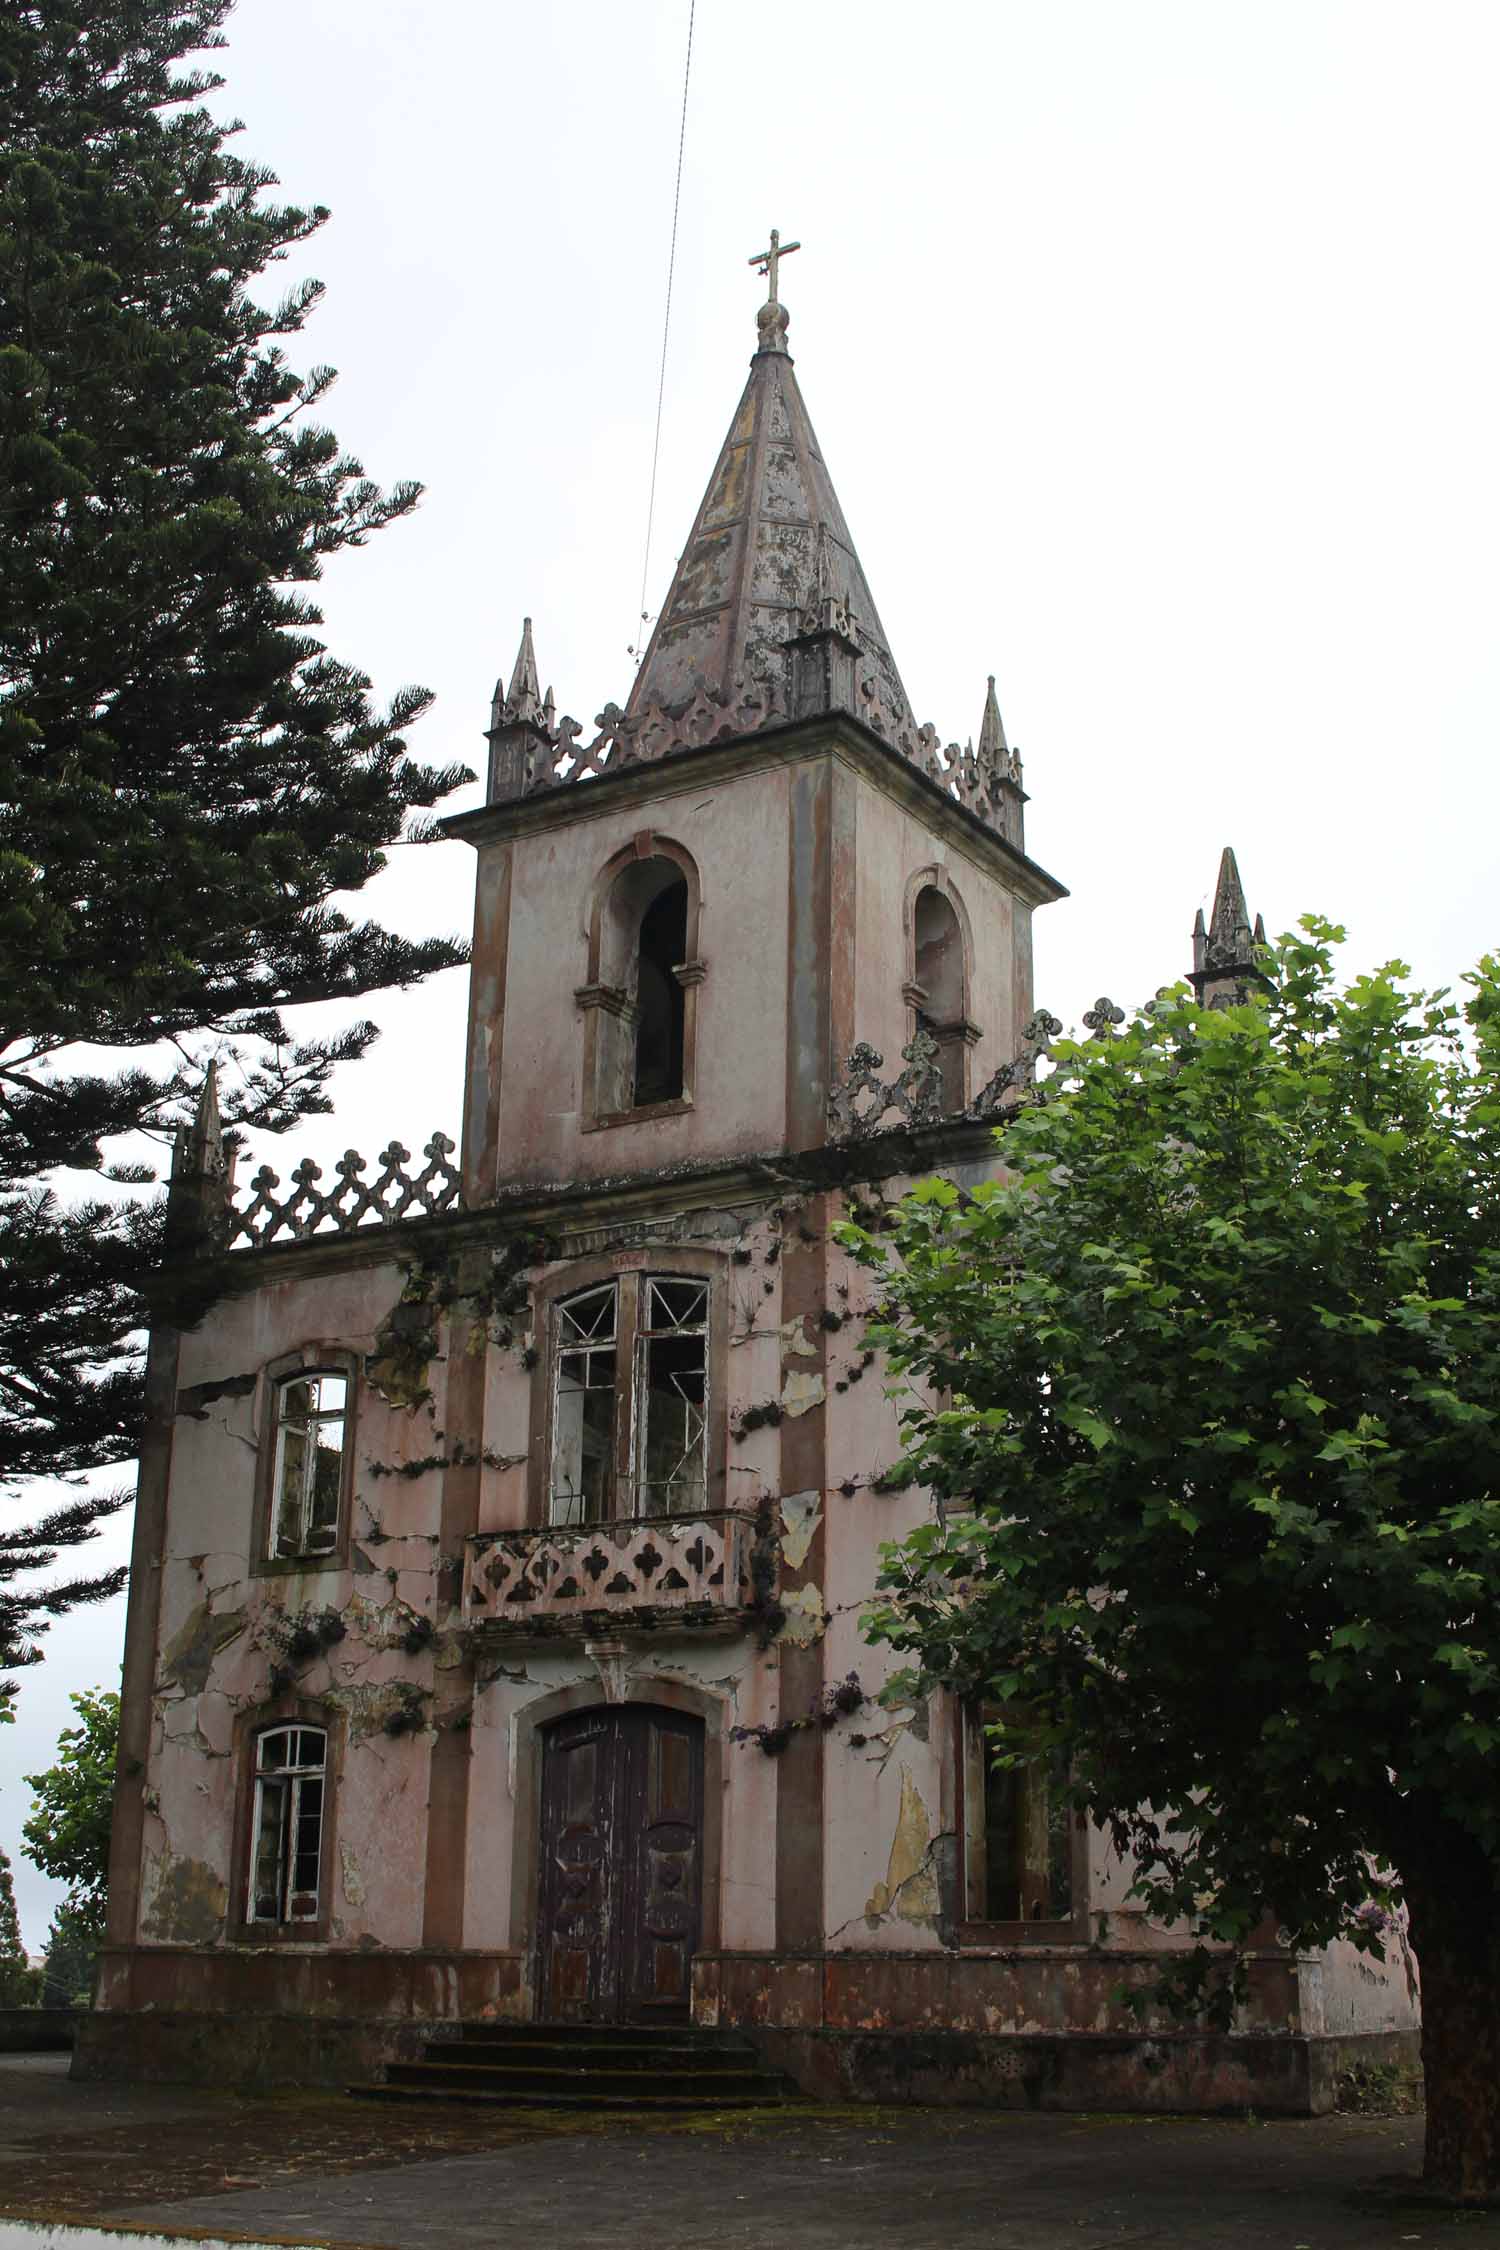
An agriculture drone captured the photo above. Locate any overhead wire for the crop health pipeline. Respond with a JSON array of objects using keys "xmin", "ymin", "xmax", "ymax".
[{"xmin": 630, "ymin": 0, "xmax": 697, "ymax": 665}]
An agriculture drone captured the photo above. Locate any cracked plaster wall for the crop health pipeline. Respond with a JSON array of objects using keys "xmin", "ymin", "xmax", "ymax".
[
  {"xmin": 135, "ymin": 1159, "xmax": 1415, "ymax": 2038},
  {"xmin": 140, "ymin": 1191, "xmax": 961, "ymax": 1963},
  {"xmin": 1299, "ymin": 1928, "xmax": 1421, "ymax": 2034},
  {"xmin": 119, "ymin": 791, "xmax": 1424, "ymax": 2055},
  {"xmin": 817, "ymin": 1220, "xmax": 953, "ymax": 1948},
  {"xmin": 490, "ymin": 764, "xmax": 793, "ymax": 1193},
  {"xmin": 139, "ymin": 1260, "xmax": 456, "ymax": 1953}
]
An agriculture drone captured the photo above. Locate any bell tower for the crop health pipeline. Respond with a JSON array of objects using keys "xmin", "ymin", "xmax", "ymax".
[{"xmin": 447, "ymin": 245, "xmax": 1066, "ymax": 1201}]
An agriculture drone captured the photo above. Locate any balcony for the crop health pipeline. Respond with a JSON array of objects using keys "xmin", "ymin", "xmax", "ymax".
[{"xmin": 462, "ymin": 1510, "xmax": 768, "ymax": 1639}]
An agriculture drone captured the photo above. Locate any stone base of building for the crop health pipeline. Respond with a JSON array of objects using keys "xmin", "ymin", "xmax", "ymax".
[
  {"xmin": 72, "ymin": 2006, "xmax": 460, "ymax": 2092},
  {"xmin": 692, "ymin": 1947, "xmax": 1420, "ymax": 2116},
  {"xmin": 76, "ymin": 1943, "xmax": 1420, "ymax": 2113},
  {"xmin": 740, "ymin": 2025, "xmax": 1421, "ymax": 2116},
  {"xmin": 78, "ymin": 1943, "xmax": 527, "ymax": 2091},
  {"xmin": 0, "ymin": 2007, "xmax": 79, "ymax": 2053}
]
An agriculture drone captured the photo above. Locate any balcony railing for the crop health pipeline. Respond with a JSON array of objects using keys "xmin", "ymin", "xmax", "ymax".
[{"xmin": 463, "ymin": 1510, "xmax": 765, "ymax": 1635}]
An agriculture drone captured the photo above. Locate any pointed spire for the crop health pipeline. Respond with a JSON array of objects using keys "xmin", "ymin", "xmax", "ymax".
[
  {"xmin": 813, "ymin": 518, "xmax": 835, "ymax": 607},
  {"xmin": 624, "ymin": 287, "xmax": 910, "ymax": 731},
  {"xmin": 506, "ymin": 617, "xmax": 543, "ymax": 727},
  {"xmin": 171, "ymin": 1061, "xmax": 222, "ymax": 1179},
  {"xmin": 977, "ymin": 675, "xmax": 1008, "ymax": 762},
  {"xmin": 1189, "ymin": 848, "xmax": 1265, "ymax": 1007},
  {"xmin": 485, "ymin": 617, "xmax": 554, "ymax": 802},
  {"xmin": 1208, "ymin": 846, "xmax": 1250, "ymax": 950},
  {"xmin": 192, "ymin": 1060, "xmax": 222, "ymax": 1162},
  {"xmin": 168, "ymin": 1063, "xmax": 230, "ymax": 1255}
]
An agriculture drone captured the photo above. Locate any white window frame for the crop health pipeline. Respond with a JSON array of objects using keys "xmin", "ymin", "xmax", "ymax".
[
  {"xmin": 548, "ymin": 1274, "xmax": 710, "ymax": 1527},
  {"xmin": 550, "ymin": 1283, "xmax": 619, "ymax": 1527},
  {"xmin": 268, "ymin": 1368, "xmax": 349, "ymax": 1560},
  {"xmin": 248, "ymin": 1724, "xmax": 327, "ymax": 1925},
  {"xmin": 633, "ymin": 1275, "xmax": 709, "ymax": 1519}
]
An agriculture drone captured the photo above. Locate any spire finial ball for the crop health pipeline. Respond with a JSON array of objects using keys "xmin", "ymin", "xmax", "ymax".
[{"xmin": 756, "ymin": 297, "xmax": 791, "ymax": 355}]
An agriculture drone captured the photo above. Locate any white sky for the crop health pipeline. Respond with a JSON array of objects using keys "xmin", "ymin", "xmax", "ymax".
[{"xmin": 5, "ymin": 0, "xmax": 1498, "ymax": 1945}]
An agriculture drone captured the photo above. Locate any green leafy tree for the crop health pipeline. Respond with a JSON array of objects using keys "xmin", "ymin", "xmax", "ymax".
[
  {"xmin": 0, "ymin": 0, "xmax": 470, "ymax": 1673},
  {"xmin": 38, "ymin": 1896, "xmax": 98, "ymax": 2007},
  {"xmin": 0, "ymin": 1845, "xmax": 36, "ymax": 2005},
  {"xmin": 846, "ymin": 924, "xmax": 1500, "ymax": 2202},
  {"xmin": 22, "ymin": 1687, "xmax": 119, "ymax": 1936}
]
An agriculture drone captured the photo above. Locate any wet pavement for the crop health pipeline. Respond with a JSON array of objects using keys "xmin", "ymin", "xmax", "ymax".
[{"xmin": 3, "ymin": 2053, "xmax": 1495, "ymax": 2248}]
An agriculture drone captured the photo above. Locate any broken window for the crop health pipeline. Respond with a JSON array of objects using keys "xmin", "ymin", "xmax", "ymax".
[
  {"xmin": 549, "ymin": 1275, "xmax": 710, "ymax": 1526},
  {"xmin": 965, "ymin": 1706, "xmax": 1076, "ymax": 1924},
  {"xmin": 249, "ymin": 1725, "xmax": 326, "ymax": 1924},
  {"xmin": 552, "ymin": 1284, "xmax": 618, "ymax": 1526},
  {"xmin": 269, "ymin": 1370, "xmax": 348, "ymax": 1559},
  {"xmin": 635, "ymin": 1277, "xmax": 708, "ymax": 1518}
]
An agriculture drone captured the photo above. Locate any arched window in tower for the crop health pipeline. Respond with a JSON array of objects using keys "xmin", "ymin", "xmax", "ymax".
[
  {"xmin": 909, "ymin": 880, "xmax": 972, "ymax": 1110},
  {"xmin": 579, "ymin": 841, "xmax": 703, "ymax": 1128},
  {"xmin": 633, "ymin": 875, "xmax": 688, "ymax": 1106}
]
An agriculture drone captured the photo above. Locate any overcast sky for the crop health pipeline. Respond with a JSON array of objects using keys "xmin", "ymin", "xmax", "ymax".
[{"xmin": 5, "ymin": 0, "xmax": 1498, "ymax": 1944}]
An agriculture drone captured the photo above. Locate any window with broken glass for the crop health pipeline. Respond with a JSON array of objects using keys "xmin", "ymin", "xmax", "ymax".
[
  {"xmin": 269, "ymin": 1370, "xmax": 348, "ymax": 1560},
  {"xmin": 249, "ymin": 1725, "xmax": 326, "ymax": 1924},
  {"xmin": 550, "ymin": 1275, "xmax": 709, "ymax": 1526}
]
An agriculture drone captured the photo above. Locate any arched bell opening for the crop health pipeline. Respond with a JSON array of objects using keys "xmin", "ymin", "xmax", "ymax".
[
  {"xmin": 580, "ymin": 841, "xmax": 703, "ymax": 1127},
  {"xmin": 908, "ymin": 879, "xmax": 974, "ymax": 1110}
]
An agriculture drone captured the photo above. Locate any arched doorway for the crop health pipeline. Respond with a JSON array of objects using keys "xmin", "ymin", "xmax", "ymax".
[{"xmin": 536, "ymin": 1703, "xmax": 704, "ymax": 2024}]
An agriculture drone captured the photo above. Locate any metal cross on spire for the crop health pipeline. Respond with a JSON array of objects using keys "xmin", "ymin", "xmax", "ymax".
[{"xmin": 748, "ymin": 227, "xmax": 801, "ymax": 305}]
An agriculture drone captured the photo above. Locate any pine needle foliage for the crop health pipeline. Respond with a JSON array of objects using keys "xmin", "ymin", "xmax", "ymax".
[{"xmin": 0, "ymin": 2, "xmax": 472, "ymax": 1671}]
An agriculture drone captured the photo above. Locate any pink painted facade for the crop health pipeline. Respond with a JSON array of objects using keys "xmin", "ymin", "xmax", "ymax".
[{"xmin": 86, "ymin": 290, "xmax": 1418, "ymax": 2106}]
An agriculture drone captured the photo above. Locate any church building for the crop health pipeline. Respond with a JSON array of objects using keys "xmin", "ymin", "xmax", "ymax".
[{"xmin": 81, "ymin": 248, "xmax": 1418, "ymax": 2109}]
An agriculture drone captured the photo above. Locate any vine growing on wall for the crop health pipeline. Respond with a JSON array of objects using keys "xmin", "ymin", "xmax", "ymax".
[
  {"xmin": 730, "ymin": 1672, "xmax": 867, "ymax": 1756},
  {"xmin": 364, "ymin": 1230, "xmax": 559, "ymax": 1410}
]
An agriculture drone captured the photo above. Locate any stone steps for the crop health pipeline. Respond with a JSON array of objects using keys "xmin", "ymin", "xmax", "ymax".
[{"xmin": 353, "ymin": 2020, "xmax": 797, "ymax": 2111}]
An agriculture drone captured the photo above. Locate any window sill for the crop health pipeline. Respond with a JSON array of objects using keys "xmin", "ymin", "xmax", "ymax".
[
  {"xmin": 251, "ymin": 1551, "xmax": 347, "ymax": 1578},
  {"xmin": 227, "ymin": 1922, "xmax": 333, "ymax": 1947},
  {"xmin": 583, "ymin": 1095, "xmax": 694, "ymax": 1133},
  {"xmin": 956, "ymin": 1918, "xmax": 1088, "ymax": 1948}
]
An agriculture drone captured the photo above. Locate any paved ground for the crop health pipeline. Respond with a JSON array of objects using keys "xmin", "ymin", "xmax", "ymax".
[{"xmin": 3, "ymin": 2052, "xmax": 1496, "ymax": 2249}]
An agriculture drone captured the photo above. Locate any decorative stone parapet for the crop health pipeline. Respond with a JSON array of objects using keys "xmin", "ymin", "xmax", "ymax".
[
  {"xmin": 491, "ymin": 675, "xmax": 1025, "ymax": 846},
  {"xmin": 225, "ymin": 1133, "xmax": 462, "ymax": 1248},
  {"xmin": 463, "ymin": 1511, "xmax": 764, "ymax": 1636},
  {"xmin": 825, "ymin": 1005, "xmax": 1131, "ymax": 1141}
]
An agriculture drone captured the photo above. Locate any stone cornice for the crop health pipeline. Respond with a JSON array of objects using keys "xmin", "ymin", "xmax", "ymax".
[
  {"xmin": 443, "ymin": 713, "xmax": 1067, "ymax": 911},
  {"xmin": 150, "ymin": 1111, "xmax": 1009, "ymax": 1313}
]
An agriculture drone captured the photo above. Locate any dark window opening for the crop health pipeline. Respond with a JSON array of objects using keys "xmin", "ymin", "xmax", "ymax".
[
  {"xmin": 965, "ymin": 1705, "xmax": 1076, "ymax": 1924},
  {"xmin": 633, "ymin": 877, "xmax": 688, "ymax": 1106}
]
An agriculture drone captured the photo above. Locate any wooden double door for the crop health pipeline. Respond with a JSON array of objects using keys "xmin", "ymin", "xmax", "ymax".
[{"xmin": 536, "ymin": 1704, "xmax": 705, "ymax": 2024}]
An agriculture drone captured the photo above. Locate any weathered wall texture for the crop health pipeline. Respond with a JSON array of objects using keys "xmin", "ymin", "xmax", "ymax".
[
  {"xmin": 92, "ymin": 725, "xmax": 1417, "ymax": 2101},
  {"xmin": 478, "ymin": 761, "xmax": 795, "ymax": 1195}
]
